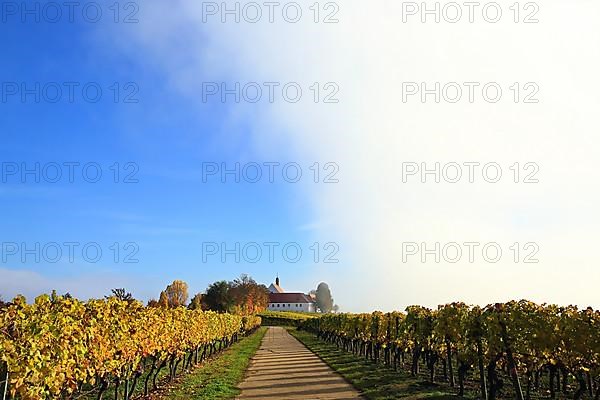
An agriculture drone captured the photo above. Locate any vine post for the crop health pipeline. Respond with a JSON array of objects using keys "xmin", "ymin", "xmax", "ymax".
[{"xmin": 2, "ymin": 370, "xmax": 8, "ymax": 400}]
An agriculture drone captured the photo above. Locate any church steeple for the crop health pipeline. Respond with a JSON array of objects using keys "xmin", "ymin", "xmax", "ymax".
[{"xmin": 268, "ymin": 275, "xmax": 284, "ymax": 293}]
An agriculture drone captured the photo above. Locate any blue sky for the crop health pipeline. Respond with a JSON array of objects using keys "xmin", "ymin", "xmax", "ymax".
[
  {"xmin": 0, "ymin": 5, "xmax": 324, "ymax": 302},
  {"xmin": 2, "ymin": 1, "xmax": 600, "ymax": 312}
]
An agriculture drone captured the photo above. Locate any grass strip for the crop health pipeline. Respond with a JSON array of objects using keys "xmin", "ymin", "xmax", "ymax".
[{"xmin": 159, "ymin": 327, "xmax": 267, "ymax": 400}]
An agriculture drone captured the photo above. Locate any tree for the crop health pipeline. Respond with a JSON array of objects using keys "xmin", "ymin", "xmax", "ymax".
[
  {"xmin": 106, "ymin": 288, "xmax": 133, "ymax": 302},
  {"xmin": 159, "ymin": 280, "xmax": 189, "ymax": 308},
  {"xmin": 147, "ymin": 298, "xmax": 160, "ymax": 308},
  {"xmin": 315, "ymin": 282, "xmax": 334, "ymax": 313},
  {"xmin": 202, "ymin": 275, "xmax": 269, "ymax": 314},
  {"xmin": 204, "ymin": 281, "xmax": 233, "ymax": 312},
  {"xmin": 228, "ymin": 274, "xmax": 269, "ymax": 314},
  {"xmin": 50, "ymin": 290, "xmax": 72, "ymax": 302},
  {"xmin": 158, "ymin": 291, "xmax": 169, "ymax": 308},
  {"xmin": 188, "ymin": 293, "xmax": 205, "ymax": 310}
]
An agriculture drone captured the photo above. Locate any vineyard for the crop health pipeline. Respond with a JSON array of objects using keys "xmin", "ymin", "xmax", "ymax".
[
  {"xmin": 3, "ymin": 296, "xmax": 600, "ymax": 400},
  {"xmin": 0, "ymin": 294, "xmax": 261, "ymax": 400},
  {"xmin": 302, "ymin": 301, "xmax": 600, "ymax": 400}
]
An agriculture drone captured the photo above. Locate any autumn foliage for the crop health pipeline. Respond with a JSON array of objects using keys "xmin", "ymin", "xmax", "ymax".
[
  {"xmin": 203, "ymin": 275, "xmax": 270, "ymax": 315},
  {"xmin": 304, "ymin": 301, "xmax": 600, "ymax": 400},
  {"xmin": 0, "ymin": 293, "xmax": 260, "ymax": 400}
]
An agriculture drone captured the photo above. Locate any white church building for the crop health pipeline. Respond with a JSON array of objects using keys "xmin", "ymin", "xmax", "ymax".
[{"xmin": 267, "ymin": 277, "xmax": 317, "ymax": 313}]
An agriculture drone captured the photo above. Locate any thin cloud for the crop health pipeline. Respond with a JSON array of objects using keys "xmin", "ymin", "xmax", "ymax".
[{"xmin": 112, "ymin": 0, "xmax": 600, "ymax": 311}]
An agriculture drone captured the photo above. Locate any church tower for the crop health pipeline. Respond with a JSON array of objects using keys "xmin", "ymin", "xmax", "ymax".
[{"xmin": 268, "ymin": 276, "xmax": 284, "ymax": 293}]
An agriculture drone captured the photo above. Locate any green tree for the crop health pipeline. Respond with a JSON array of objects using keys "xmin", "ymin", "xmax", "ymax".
[
  {"xmin": 204, "ymin": 280, "xmax": 233, "ymax": 312},
  {"xmin": 315, "ymin": 282, "xmax": 334, "ymax": 313}
]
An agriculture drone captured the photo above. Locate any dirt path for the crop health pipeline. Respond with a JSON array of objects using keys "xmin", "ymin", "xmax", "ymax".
[{"xmin": 236, "ymin": 326, "xmax": 363, "ymax": 399}]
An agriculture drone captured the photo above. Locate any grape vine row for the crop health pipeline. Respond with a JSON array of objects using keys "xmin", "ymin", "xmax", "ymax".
[
  {"xmin": 302, "ymin": 300, "xmax": 600, "ymax": 400},
  {"xmin": 0, "ymin": 294, "xmax": 261, "ymax": 400}
]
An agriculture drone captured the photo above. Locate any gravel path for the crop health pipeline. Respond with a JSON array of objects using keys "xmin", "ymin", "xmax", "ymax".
[{"xmin": 237, "ymin": 326, "xmax": 364, "ymax": 399}]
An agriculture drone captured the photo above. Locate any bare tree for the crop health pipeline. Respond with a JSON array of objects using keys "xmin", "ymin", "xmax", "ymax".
[{"xmin": 106, "ymin": 288, "xmax": 134, "ymax": 302}]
